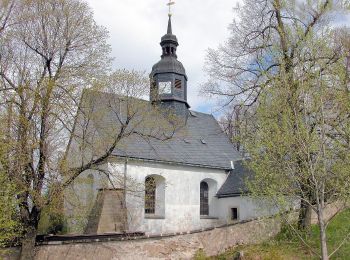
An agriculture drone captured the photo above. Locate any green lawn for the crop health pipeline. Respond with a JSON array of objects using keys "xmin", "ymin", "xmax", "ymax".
[
  {"xmin": 195, "ymin": 209, "xmax": 350, "ymax": 260},
  {"xmin": 307, "ymin": 208, "xmax": 350, "ymax": 259}
]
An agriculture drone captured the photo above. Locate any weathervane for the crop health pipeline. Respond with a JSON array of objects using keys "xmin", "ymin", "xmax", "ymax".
[{"xmin": 167, "ymin": 0, "xmax": 175, "ymax": 17}]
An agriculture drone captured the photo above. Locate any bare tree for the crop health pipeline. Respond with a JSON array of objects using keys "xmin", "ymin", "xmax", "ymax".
[
  {"xmin": 203, "ymin": 0, "xmax": 350, "ymax": 232},
  {"xmin": 61, "ymin": 69, "xmax": 179, "ymax": 235},
  {"xmin": 0, "ymin": 0, "xmax": 111, "ymax": 258},
  {"xmin": 0, "ymin": 1, "xmax": 181, "ymax": 258},
  {"xmin": 0, "ymin": 0, "xmax": 15, "ymax": 36},
  {"xmin": 218, "ymin": 104, "xmax": 251, "ymax": 153},
  {"xmin": 244, "ymin": 61, "xmax": 350, "ymax": 259},
  {"xmin": 203, "ymin": 0, "xmax": 345, "ymax": 105}
]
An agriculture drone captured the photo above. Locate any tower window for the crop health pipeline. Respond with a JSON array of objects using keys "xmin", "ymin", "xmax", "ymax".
[
  {"xmin": 175, "ymin": 79, "xmax": 182, "ymax": 89},
  {"xmin": 166, "ymin": 47, "xmax": 170, "ymax": 54}
]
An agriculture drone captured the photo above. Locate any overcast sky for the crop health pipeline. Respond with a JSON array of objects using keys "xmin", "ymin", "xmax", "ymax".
[{"xmin": 85, "ymin": 0, "xmax": 240, "ymax": 113}]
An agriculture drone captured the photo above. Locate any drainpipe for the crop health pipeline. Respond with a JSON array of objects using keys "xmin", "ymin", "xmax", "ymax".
[{"xmin": 123, "ymin": 157, "xmax": 128, "ymax": 232}]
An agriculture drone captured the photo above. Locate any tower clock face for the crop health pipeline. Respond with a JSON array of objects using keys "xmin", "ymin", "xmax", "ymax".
[{"xmin": 159, "ymin": 81, "xmax": 172, "ymax": 94}]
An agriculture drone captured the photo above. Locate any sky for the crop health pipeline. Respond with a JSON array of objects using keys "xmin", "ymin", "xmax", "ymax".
[{"xmin": 85, "ymin": 0, "xmax": 240, "ymax": 114}]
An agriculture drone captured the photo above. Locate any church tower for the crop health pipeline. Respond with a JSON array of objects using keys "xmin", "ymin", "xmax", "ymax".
[{"xmin": 150, "ymin": 14, "xmax": 190, "ymax": 117}]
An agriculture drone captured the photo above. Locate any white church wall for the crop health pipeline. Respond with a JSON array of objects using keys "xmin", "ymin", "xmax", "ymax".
[
  {"xmin": 108, "ymin": 158, "xmax": 228, "ymax": 234},
  {"xmin": 216, "ymin": 196, "xmax": 280, "ymax": 223},
  {"xmin": 154, "ymin": 175, "xmax": 166, "ymax": 217},
  {"xmin": 64, "ymin": 157, "xmax": 281, "ymax": 235},
  {"xmin": 107, "ymin": 158, "xmax": 279, "ymax": 235}
]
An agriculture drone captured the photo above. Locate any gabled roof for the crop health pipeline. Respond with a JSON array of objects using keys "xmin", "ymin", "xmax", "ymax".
[
  {"xmin": 70, "ymin": 90, "xmax": 241, "ymax": 170},
  {"xmin": 216, "ymin": 160, "xmax": 254, "ymax": 197},
  {"xmin": 112, "ymin": 109, "xmax": 241, "ymax": 169}
]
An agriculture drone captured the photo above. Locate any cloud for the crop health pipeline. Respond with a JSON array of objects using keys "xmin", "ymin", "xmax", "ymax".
[{"xmin": 85, "ymin": 0, "xmax": 239, "ymax": 112}]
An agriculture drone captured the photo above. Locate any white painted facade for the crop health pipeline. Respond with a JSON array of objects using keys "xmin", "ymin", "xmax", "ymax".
[
  {"xmin": 65, "ymin": 158, "xmax": 277, "ymax": 235},
  {"xmin": 113, "ymin": 159, "xmax": 227, "ymax": 234}
]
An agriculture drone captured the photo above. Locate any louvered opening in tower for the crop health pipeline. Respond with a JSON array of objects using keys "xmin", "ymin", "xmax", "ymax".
[{"xmin": 175, "ymin": 79, "xmax": 182, "ymax": 89}]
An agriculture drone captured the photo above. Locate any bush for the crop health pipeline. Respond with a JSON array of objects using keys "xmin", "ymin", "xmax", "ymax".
[
  {"xmin": 193, "ymin": 248, "xmax": 207, "ymax": 260},
  {"xmin": 38, "ymin": 207, "xmax": 67, "ymax": 235}
]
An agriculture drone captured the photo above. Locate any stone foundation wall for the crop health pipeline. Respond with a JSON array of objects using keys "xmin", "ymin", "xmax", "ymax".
[
  {"xmin": 37, "ymin": 217, "xmax": 280, "ymax": 260},
  {"xmin": 2, "ymin": 202, "xmax": 345, "ymax": 260},
  {"xmin": 311, "ymin": 201, "xmax": 346, "ymax": 225}
]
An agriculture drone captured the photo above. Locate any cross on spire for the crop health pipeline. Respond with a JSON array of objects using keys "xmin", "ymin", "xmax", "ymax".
[{"xmin": 167, "ymin": 0, "xmax": 175, "ymax": 17}]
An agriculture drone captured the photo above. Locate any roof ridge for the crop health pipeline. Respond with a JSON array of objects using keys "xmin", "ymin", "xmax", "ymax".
[{"xmin": 83, "ymin": 88, "xmax": 149, "ymax": 103}]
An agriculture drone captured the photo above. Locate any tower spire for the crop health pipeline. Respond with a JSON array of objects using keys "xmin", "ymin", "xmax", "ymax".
[
  {"xmin": 166, "ymin": 1, "xmax": 175, "ymax": 35},
  {"xmin": 149, "ymin": 0, "xmax": 190, "ymax": 116},
  {"xmin": 167, "ymin": 15, "xmax": 172, "ymax": 34}
]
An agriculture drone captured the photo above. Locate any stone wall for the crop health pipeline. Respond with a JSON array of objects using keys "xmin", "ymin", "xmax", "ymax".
[
  {"xmin": 311, "ymin": 201, "xmax": 346, "ymax": 225},
  {"xmin": 35, "ymin": 217, "xmax": 281, "ymax": 260},
  {"xmin": 2, "ymin": 202, "xmax": 345, "ymax": 260}
]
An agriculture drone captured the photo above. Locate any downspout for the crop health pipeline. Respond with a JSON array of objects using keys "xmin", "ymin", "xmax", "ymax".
[{"xmin": 123, "ymin": 157, "xmax": 128, "ymax": 232}]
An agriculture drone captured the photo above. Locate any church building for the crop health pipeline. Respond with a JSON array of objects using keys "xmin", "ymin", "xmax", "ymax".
[{"xmin": 64, "ymin": 14, "xmax": 273, "ymax": 235}]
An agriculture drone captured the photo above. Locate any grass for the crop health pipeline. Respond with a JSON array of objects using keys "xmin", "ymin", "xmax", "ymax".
[
  {"xmin": 308, "ymin": 208, "xmax": 350, "ymax": 259},
  {"xmin": 195, "ymin": 209, "xmax": 350, "ymax": 260}
]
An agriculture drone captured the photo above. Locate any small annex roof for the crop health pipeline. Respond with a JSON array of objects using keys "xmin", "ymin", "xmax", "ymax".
[
  {"xmin": 71, "ymin": 90, "xmax": 242, "ymax": 170},
  {"xmin": 216, "ymin": 160, "xmax": 254, "ymax": 197}
]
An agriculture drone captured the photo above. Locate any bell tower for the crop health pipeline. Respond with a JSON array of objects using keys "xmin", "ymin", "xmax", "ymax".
[{"xmin": 150, "ymin": 2, "xmax": 189, "ymax": 117}]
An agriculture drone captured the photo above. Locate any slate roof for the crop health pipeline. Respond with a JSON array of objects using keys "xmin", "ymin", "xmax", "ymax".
[
  {"xmin": 75, "ymin": 90, "xmax": 242, "ymax": 170},
  {"xmin": 151, "ymin": 56, "xmax": 186, "ymax": 77},
  {"xmin": 216, "ymin": 160, "xmax": 254, "ymax": 197}
]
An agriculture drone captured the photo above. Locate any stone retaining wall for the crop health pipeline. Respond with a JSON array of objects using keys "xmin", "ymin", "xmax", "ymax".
[
  {"xmin": 35, "ymin": 217, "xmax": 281, "ymax": 260},
  {"xmin": 311, "ymin": 201, "xmax": 346, "ymax": 225},
  {"xmin": 1, "ymin": 202, "xmax": 345, "ymax": 260}
]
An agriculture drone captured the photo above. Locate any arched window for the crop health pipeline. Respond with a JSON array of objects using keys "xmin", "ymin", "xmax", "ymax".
[
  {"xmin": 200, "ymin": 181, "xmax": 209, "ymax": 215},
  {"xmin": 144, "ymin": 175, "xmax": 166, "ymax": 217},
  {"xmin": 145, "ymin": 176, "xmax": 156, "ymax": 214}
]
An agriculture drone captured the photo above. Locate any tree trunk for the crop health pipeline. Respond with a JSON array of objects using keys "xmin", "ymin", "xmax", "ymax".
[
  {"xmin": 298, "ymin": 199, "xmax": 312, "ymax": 234},
  {"xmin": 20, "ymin": 226, "xmax": 37, "ymax": 260},
  {"xmin": 318, "ymin": 206, "xmax": 329, "ymax": 260}
]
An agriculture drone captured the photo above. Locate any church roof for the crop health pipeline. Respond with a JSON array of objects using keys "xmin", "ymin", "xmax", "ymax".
[
  {"xmin": 73, "ymin": 90, "xmax": 241, "ymax": 170},
  {"xmin": 216, "ymin": 160, "xmax": 254, "ymax": 197}
]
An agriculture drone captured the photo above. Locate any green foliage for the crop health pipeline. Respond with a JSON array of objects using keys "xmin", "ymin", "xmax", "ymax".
[
  {"xmin": 239, "ymin": 32, "xmax": 350, "ymax": 256},
  {"xmin": 0, "ymin": 126, "xmax": 21, "ymax": 246},
  {"xmin": 37, "ymin": 184, "xmax": 67, "ymax": 235},
  {"xmin": 308, "ymin": 209, "xmax": 350, "ymax": 259},
  {"xmin": 0, "ymin": 171, "xmax": 21, "ymax": 246},
  {"xmin": 1, "ymin": 1, "xmax": 113, "ymax": 255},
  {"xmin": 193, "ymin": 248, "xmax": 207, "ymax": 260},
  {"xmin": 203, "ymin": 1, "xmax": 350, "ymax": 258},
  {"xmin": 37, "ymin": 207, "xmax": 67, "ymax": 235},
  {"xmin": 275, "ymin": 223, "xmax": 299, "ymax": 242},
  {"xmin": 242, "ymin": 52, "xmax": 350, "ymax": 212},
  {"xmin": 213, "ymin": 209, "xmax": 350, "ymax": 259},
  {"xmin": 211, "ymin": 243, "xmax": 302, "ymax": 260}
]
